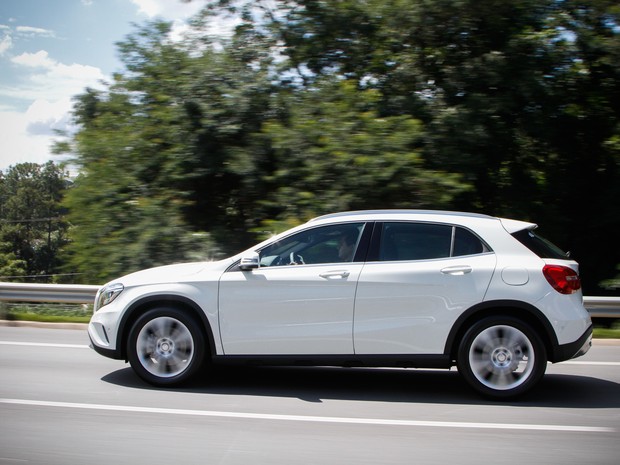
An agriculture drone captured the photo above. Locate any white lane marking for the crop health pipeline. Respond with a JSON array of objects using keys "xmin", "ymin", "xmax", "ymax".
[
  {"xmin": 559, "ymin": 361, "xmax": 620, "ymax": 366},
  {"xmin": 0, "ymin": 398, "xmax": 614, "ymax": 433},
  {"xmin": 0, "ymin": 341, "xmax": 89, "ymax": 349}
]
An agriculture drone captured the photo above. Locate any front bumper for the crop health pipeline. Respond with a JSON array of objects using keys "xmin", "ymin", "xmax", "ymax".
[
  {"xmin": 88, "ymin": 322, "xmax": 123, "ymax": 360},
  {"xmin": 89, "ymin": 335, "xmax": 123, "ymax": 360}
]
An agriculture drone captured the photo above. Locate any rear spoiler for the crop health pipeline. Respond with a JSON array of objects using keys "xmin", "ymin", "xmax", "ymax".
[{"xmin": 499, "ymin": 218, "xmax": 537, "ymax": 234}]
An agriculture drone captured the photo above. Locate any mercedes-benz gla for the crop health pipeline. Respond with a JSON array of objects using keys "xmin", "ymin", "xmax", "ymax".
[{"xmin": 89, "ymin": 210, "xmax": 592, "ymax": 398}]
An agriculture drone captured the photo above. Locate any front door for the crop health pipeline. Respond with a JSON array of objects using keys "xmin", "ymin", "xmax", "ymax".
[{"xmin": 219, "ymin": 222, "xmax": 367, "ymax": 355}]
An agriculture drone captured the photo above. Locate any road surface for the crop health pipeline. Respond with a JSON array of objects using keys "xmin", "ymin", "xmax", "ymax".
[{"xmin": 1, "ymin": 325, "xmax": 619, "ymax": 465}]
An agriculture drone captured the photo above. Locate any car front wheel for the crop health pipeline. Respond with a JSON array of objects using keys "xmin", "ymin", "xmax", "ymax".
[
  {"xmin": 127, "ymin": 307, "xmax": 206, "ymax": 386},
  {"xmin": 457, "ymin": 317, "xmax": 547, "ymax": 399}
]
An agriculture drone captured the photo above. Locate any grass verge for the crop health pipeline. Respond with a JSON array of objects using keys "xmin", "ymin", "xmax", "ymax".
[
  {"xmin": 1, "ymin": 303, "xmax": 92, "ymax": 325},
  {"xmin": 5, "ymin": 312, "xmax": 91, "ymax": 324}
]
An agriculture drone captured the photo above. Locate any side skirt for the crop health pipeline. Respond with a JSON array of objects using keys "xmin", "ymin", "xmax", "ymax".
[{"xmin": 211, "ymin": 354, "xmax": 453, "ymax": 369}]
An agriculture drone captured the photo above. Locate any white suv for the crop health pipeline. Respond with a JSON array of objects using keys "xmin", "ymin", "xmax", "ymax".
[{"xmin": 89, "ymin": 210, "xmax": 592, "ymax": 398}]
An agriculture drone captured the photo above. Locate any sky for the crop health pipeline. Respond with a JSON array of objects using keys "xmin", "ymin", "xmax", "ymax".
[{"xmin": 0, "ymin": 0, "xmax": 207, "ymax": 171}]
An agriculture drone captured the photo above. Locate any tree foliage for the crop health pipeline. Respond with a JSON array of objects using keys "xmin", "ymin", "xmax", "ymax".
[
  {"xmin": 52, "ymin": 0, "xmax": 619, "ymax": 292},
  {"xmin": 261, "ymin": 78, "xmax": 468, "ymax": 222},
  {"xmin": 0, "ymin": 162, "xmax": 69, "ymax": 281}
]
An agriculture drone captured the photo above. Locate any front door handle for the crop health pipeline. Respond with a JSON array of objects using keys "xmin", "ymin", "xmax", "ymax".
[
  {"xmin": 441, "ymin": 265, "xmax": 472, "ymax": 276},
  {"xmin": 319, "ymin": 270, "xmax": 351, "ymax": 279}
]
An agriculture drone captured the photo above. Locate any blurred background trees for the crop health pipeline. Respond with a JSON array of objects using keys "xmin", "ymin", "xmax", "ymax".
[{"xmin": 1, "ymin": 0, "xmax": 617, "ymax": 293}]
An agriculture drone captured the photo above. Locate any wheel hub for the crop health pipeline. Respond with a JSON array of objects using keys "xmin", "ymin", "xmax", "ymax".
[
  {"xmin": 491, "ymin": 347, "xmax": 513, "ymax": 368},
  {"xmin": 156, "ymin": 337, "xmax": 175, "ymax": 357}
]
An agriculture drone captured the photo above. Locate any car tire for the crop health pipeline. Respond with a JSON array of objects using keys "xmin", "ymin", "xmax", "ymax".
[
  {"xmin": 457, "ymin": 316, "xmax": 547, "ymax": 399},
  {"xmin": 127, "ymin": 307, "xmax": 206, "ymax": 386}
]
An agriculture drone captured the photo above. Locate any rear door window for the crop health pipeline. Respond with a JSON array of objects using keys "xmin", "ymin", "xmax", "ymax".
[{"xmin": 377, "ymin": 222, "xmax": 489, "ymax": 261}]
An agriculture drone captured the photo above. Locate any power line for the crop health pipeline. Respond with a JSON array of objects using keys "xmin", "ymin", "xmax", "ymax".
[
  {"xmin": 0, "ymin": 217, "xmax": 64, "ymax": 224},
  {"xmin": 0, "ymin": 273, "xmax": 83, "ymax": 280}
]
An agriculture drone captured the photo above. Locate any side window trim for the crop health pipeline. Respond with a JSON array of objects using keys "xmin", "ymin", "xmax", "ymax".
[
  {"xmin": 353, "ymin": 221, "xmax": 374, "ymax": 263},
  {"xmin": 449, "ymin": 226, "xmax": 456, "ymax": 257},
  {"xmin": 366, "ymin": 221, "xmax": 384, "ymax": 262}
]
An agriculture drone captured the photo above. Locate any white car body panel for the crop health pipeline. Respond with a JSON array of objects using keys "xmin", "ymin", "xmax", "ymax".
[
  {"xmin": 219, "ymin": 263, "xmax": 364, "ymax": 354},
  {"xmin": 354, "ymin": 253, "xmax": 497, "ymax": 354},
  {"xmin": 89, "ymin": 261, "xmax": 229, "ymax": 354}
]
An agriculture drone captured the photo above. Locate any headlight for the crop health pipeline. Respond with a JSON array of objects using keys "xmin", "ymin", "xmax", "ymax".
[{"xmin": 94, "ymin": 283, "xmax": 124, "ymax": 311}]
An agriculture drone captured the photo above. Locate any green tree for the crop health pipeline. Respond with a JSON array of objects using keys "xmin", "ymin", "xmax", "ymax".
[
  {"xmin": 0, "ymin": 162, "xmax": 69, "ymax": 282},
  {"xmin": 266, "ymin": 0, "xmax": 565, "ymax": 213},
  {"xmin": 260, "ymin": 78, "xmax": 468, "ymax": 228},
  {"xmin": 0, "ymin": 242, "xmax": 27, "ymax": 280}
]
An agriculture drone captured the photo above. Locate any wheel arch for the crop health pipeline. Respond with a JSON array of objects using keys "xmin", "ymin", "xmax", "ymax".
[
  {"xmin": 117, "ymin": 294, "xmax": 216, "ymax": 362},
  {"xmin": 445, "ymin": 300, "xmax": 558, "ymax": 362}
]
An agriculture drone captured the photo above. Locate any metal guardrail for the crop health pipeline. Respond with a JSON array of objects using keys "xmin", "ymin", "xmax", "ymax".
[
  {"xmin": 583, "ymin": 296, "xmax": 620, "ymax": 319},
  {"xmin": 0, "ymin": 283, "xmax": 99, "ymax": 304},
  {"xmin": 0, "ymin": 282, "xmax": 618, "ymax": 317}
]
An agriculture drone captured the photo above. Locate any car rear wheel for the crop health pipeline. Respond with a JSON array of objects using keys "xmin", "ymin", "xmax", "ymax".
[
  {"xmin": 127, "ymin": 307, "xmax": 206, "ymax": 386},
  {"xmin": 457, "ymin": 317, "xmax": 547, "ymax": 399}
]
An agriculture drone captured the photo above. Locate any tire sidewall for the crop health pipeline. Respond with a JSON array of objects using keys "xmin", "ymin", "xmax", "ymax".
[
  {"xmin": 127, "ymin": 307, "xmax": 206, "ymax": 386},
  {"xmin": 457, "ymin": 316, "xmax": 547, "ymax": 399}
]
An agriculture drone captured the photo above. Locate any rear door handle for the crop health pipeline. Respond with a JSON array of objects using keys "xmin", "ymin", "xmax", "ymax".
[
  {"xmin": 320, "ymin": 270, "xmax": 350, "ymax": 279},
  {"xmin": 441, "ymin": 266, "xmax": 472, "ymax": 276}
]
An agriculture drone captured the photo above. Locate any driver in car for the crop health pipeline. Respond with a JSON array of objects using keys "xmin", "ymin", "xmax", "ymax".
[{"xmin": 338, "ymin": 230, "xmax": 358, "ymax": 262}]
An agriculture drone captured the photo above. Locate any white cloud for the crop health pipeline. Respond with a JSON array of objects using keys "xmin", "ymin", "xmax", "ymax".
[
  {"xmin": 0, "ymin": 97, "xmax": 76, "ymax": 171},
  {"xmin": 130, "ymin": 0, "xmax": 209, "ymax": 44},
  {"xmin": 11, "ymin": 50, "xmax": 56, "ymax": 68},
  {"xmin": 3, "ymin": 50, "xmax": 106, "ymax": 102},
  {"xmin": 0, "ymin": 108, "xmax": 69, "ymax": 170},
  {"xmin": 0, "ymin": 48, "xmax": 105, "ymax": 170},
  {"xmin": 31, "ymin": 57, "xmax": 104, "ymax": 82},
  {"xmin": 130, "ymin": 0, "xmax": 203, "ymax": 20},
  {"xmin": 15, "ymin": 26, "xmax": 55, "ymax": 38},
  {"xmin": 25, "ymin": 98, "xmax": 74, "ymax": 136},
  {"xmin": 0, "ymin": 33, "xmax": 12, "ymax": 55}
]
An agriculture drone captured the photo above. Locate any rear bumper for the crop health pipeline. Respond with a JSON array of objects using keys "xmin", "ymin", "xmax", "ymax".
[{"xmin": 550, "ymin": 324, "xmax": 592, "ymax": 363}]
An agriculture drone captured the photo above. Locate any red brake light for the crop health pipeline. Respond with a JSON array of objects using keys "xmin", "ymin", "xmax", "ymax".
[{"xmin": 543, "ymin": 265, "xmax": 581, "ymax": 294}]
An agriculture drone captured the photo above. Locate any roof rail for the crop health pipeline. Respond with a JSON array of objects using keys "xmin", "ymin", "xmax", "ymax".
[{"xmin": 309, "ymin": 210, "xmax": 495, "ymax": 222}]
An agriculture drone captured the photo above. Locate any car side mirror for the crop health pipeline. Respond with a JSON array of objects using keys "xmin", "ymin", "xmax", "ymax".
[{"xmin": 239, "ymin": 251, "xmax": 260, "ymax": 271}]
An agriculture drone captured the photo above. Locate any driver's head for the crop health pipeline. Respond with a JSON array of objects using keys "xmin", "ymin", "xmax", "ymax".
[{"xmin": 338, "ymin": 229, "xmax": 358, "ymax": 261}]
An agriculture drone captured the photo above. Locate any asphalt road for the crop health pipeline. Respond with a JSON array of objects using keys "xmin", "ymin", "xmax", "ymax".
[{"xmin": 0, "ymin": 325, "xmax": 619, "ymax": 465}]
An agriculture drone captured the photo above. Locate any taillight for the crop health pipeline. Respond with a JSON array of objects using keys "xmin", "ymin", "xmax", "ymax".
[{"xmin": 543, "ymin": 265, "xmax": 581, "ymax": 294}]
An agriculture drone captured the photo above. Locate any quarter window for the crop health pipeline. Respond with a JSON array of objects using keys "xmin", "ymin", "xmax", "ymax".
[{"xmin": 453, "ymin": 227, "xmax": 487, "ymax": 256}]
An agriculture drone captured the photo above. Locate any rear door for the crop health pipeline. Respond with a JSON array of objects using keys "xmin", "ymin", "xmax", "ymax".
[{"xmin": 354, "ymin": 222, "xmax": 496, "ymax": 354}]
